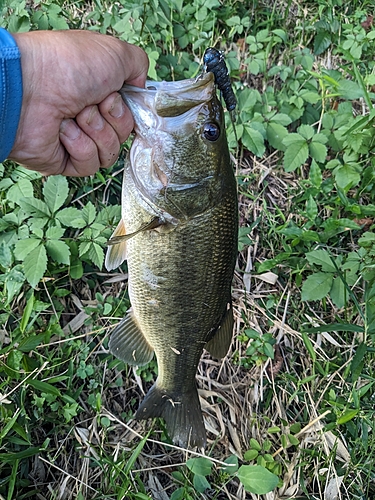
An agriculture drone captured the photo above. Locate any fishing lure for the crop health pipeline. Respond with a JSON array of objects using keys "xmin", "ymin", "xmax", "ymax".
[{"xmin": 203, "ymin": 47, "xmax": 237, "ymax": 113}]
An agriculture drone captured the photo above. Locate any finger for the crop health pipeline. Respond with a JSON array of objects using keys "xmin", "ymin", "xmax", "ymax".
[
  {"xmin": 76, "ymin": 105, "xmax": 121, "ymax": 169},
  {"xmin": 117, "ymin": 41, "xmax": 149, "ymax": 88},
  {"xmin": 59, "ymin": 118, "xmax": 101, "ymax": 176},
  {"xmin": 99, "ymin": 92, "xmax": 134, "ymax": 144}
]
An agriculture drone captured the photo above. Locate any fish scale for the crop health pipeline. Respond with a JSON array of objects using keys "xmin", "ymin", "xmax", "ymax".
[{"xmin": 105, "ymin": 72, "xmax": 238, "ymax": 448}]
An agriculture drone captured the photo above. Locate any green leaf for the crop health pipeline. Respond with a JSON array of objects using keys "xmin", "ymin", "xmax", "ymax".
[
  {"xmin": 270, "ymin": 113, "xmax": 292, "ymax": 126},
  {"xmin": 298, "ymin": 124, "xmax": 315, "ymax": 140},
  {"xmin": 314, "ymin": 31, "xmax": 331, "ymax": 55},
  {"xmin": 18, "ymin": 333, "xmax": 46, "ymax": 353},
  {"xmin": 0, "ymin": 241, "xmax": 13, "ymax": 268},
  {"xmin": 69, "ymin": 258, "xmax": 83, "ymax": 280},
  {"xmin": 271, "ymin": 28, "xmax": 287, "ymax": 42},
  {"xmin": 86, "ymin": 243, "xmax": 104, "ymax": 269},
  {"xmin": 28, "ymin": 379, "xmax": 61, "ymax": 396},
  {"xmin": 337, "ymin": 409, "xmax": 359, "ymax": 425},
  {"xmin": 45, "ymin": 226, "xmax": 65, "ymax": 240},
  {"xmin": 311, "ymin": 132, "xmax": 328, "ymax": 144},
  {"xmin": 282, "ymin": 132, "xmax": 304, "ymax": 147},
  {"xmin": 237, "ymin": 465, "xmax": 279, "ymax": 494},
  {"xmin": 301, "ymin": 332, "xmax": 316, "ymax": 362},
  {"xmin": 0, "ymin": 409, "xmax": 20, "ymax": 440},
  {"xmin": 45, "ymin": 240, "xmax": 71, "ymax": 265},
  {"xmin": 56, "ymin": 207, "xmax": 85, "ymax": 227},
  {"xmin": 4, "ymin": 266, "xmax": 25, "ymax": 305},
  {"xmin": 242, "ymin": 125, "xmax": 265, "ymax": 157},
  {"xmin": 288, "ymin": 434, "xmax": 300, "ymax": 446},
  {"xmin": 244, "ymin": 449, "xmax": 259, "ymax": 461},
  {"xmin": 18, "ymin": 197, "xmax": 50, "ymax": 217},
  {"xmin": 14, "ymin": 238, "xmax": 41, "ymax": 261},
  {"xmin": 300, "ymin": 90, "xmax": 321, "ymax": 104},
  {"xmin": 43, "ymin": 175, "xmax": 69, "ymax": 213},
  {"xmin": 23, "ymin": 244, "xmax": 47, "ymax": 288},
  {"xmin": 337, "ymin": 79, "xmax": 363, "ymax": 100},
  {"xmin": 350, "ymin": 343, "xmax": 367, "ymax": 382},
  {"xmin": 222, "ymin": 455, "xmax": 239, "ymax": 474},
  {"xmin": 263, "ymin": 342, "xmax": 275, "ymax": 359},
  {"xmin": 306, "ymin": 196, "xmax": 318, "ymax": 221},
  {"xmin": 193, "ymin": 474, "xmax": 210, "ymax": 493},
  {"xmin": 268, "ymin": 426, "xmax": 281, "ymax": 433},
  {"xmin": 333, "ymin": 164, "xmax": 361, "ymax": 189},
  {"xmin": 170, "ymin": 488, "xmax": 185, "ymax": 500},
  {"xmin": 79, "ymin": 241, "xmax": 91, "ymax": 257},
  {"xmin": 250, "ymin": 438, "xmax": 261, "ymax": 451},
  {"xmin": 266, "ymin": 122, "xmax": 288, "ymax": 150},
  {"xmin": 186, "ymin": 457, "xmax": 213, "ymax": 476},
  {"xmin": 301, "ymin": 272, "xmax": 333, "ymax": 301},
  {"xmin": 283, "ymin": 140, "xmax": 309, "ymax": 172},
  {"xmin": 309, "ymin": 160, "xmax": 322, "ymax": 188},
  {"xmin": 305, "ymin": 249, "xmax": 336, "ymax": 272},
  {"xmin": 20, "ymin": 292, "xmax": 34, "ymax": 333},
  {"xmin": 0, "ymin": 447, "xmax": 41, "ymax": 463},
  {"xmin": 249, "ymin": 59, "xmax": 260, "ymax": 75},
  {"xmin": 303, "ymin": 323, "xmax": 364, "ymax": 334},
  {"xmin": 82, "ymin": 202, "xmax": 96, "ymax": 225},
  {"xmin": 309, "ymin": 141, "xmax": 327, "ymax": 162},
  {"xmin": 6, "ymin": 179, "xmax": 33, "ymax": 204},
  {"xmin": 330, "ymin": 276, "xmax": 347, "ymax": 309}
]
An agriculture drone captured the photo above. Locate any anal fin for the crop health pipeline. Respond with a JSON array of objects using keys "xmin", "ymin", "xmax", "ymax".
[
  {"xmin": 205, "ymin": 303, "xmax": 234, "ymax": 359},
  {"xmin": 109, "ymin": 312, "xmax": 154, "ymax": 366},
  {"xmin": 105, "ymin": 219, "xmax": 127, "ymax": 271}
]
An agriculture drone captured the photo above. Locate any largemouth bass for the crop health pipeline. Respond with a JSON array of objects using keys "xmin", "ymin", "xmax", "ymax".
[{"xmin": 105, "ymin": 72, "xmax": 238, "ymax": 448}]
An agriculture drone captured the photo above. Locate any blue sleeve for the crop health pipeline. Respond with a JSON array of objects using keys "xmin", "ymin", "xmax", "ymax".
[{"xmin": 0, "ymin": 28, "xmax": 23, "ymax": 162}]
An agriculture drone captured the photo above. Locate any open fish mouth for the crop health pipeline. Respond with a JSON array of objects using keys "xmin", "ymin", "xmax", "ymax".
[{"xmin": 119, "ymin": 72, "xmax": 215, "ymax": 119}]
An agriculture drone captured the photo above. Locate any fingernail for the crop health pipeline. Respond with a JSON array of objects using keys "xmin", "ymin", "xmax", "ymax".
[
  {"xmin": 60, "ymin": 119, "xmax": 81, "ymax": 140},
  {"xmin": 87, "ymin": 106, "xmax": 104, "ymax": 130},
  {"xmin": 109, "ymin": 95, "xmax": 125, "ymax": 119}
]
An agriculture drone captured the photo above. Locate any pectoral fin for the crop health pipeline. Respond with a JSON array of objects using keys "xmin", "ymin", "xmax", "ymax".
[
  {"xmin": 109, "ymin": 312, "xmax": 154, "ymax": 366},
  {"xmin": 105, "ymin": 219, "xmax": 127, "ymax": 271},
  {"xmin": 107, "ymin": 217, "xmax": 163, "ymax": 246},
  {"xmin": 105, "ymin": 217, "xmax": 163, "ymax": 271},
  {"xmin": 205, "ymin": 304, "xmax": 234, "ymax": 359}
]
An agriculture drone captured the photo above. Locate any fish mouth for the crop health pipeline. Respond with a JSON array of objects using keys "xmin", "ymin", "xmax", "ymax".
[{"xmin": 119, "ymin": 72, "xmax": 215, "ymax": 118}]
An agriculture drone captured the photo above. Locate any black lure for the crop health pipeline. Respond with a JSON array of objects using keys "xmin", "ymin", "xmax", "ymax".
[{"xmin": 203, "ymin": 47, "xmax": 237, "ymax": 113}]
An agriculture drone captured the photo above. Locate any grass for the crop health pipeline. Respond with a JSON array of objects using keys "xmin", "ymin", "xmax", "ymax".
[{"xmin": 1, "ymin": 0, "xmax": 375, "ymax": 498}]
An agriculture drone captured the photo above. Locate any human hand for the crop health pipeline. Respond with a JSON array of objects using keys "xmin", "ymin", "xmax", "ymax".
[{"xmin": 9, "ymin": 30, "xmax": 148, "ymax": 176}]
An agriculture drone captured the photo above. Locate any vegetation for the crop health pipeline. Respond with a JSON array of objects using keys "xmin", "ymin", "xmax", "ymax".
[{"xmin": 1, "ymin": 0, "xmax": 375, "ymax": 498}]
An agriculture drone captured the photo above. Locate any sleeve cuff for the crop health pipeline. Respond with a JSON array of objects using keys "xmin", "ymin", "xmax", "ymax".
[{"xmin": 0, "ymin": 28, "xmax": 23, "ymax": 162}]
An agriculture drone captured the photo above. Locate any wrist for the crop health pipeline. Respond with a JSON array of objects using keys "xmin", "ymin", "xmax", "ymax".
[{"xmin": 0, "ymin": 28, "xmax": 23, "ymax": 162}]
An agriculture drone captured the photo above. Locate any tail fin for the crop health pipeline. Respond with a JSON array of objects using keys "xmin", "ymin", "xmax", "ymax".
[{"xmin": 135, "ymin": 382, "xmax": 206, "ymax": 448}]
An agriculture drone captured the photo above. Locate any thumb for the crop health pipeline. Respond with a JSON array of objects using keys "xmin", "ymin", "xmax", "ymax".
[{"xmin": 113, "ymin": 39, "xmax": 149, "ymax": 88}]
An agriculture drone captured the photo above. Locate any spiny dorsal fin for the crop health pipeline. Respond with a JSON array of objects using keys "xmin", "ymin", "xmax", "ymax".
[
  {"xmin": 105, "ymin": 219, "xmax": 127, "ymax": 271},
  {"xmin": 109, "ymin": 312, "xmax": 154, "ymax": 366},
  {"xmin": 205, "ymin": 303, "xmax": 234, "ymax": 359}
]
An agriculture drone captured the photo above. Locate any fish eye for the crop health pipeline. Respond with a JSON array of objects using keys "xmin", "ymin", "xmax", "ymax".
[{"xmin": 203, "ymin": 122, "xmax": 220, "ymax": 141}]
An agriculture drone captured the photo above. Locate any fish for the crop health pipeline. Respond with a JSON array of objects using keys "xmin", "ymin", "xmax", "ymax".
[{"xmin": 105, "ymin": 71, "xmax": 238, "ymax": 448}]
